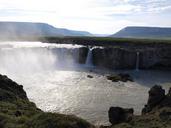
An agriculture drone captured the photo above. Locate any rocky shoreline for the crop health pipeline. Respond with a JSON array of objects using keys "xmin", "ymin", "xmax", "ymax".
[
  {"xmin": 100, "ymin": 85, "xmax": 171, "ymax": 128},
  {"xmin": 0, "ymin": 74, "xmax": 171, "ymax": 128}
]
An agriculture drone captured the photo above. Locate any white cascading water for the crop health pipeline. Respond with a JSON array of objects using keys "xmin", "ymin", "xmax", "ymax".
[
  {"xmin": 0, "ymin": 48, "xmax": 57, "ymax": 74},
  {"xmin": 0, "ymin": 42, "xmax": 81, "ymax": 74},
  {"xmin": 136, "ymin": 52, "xmax": 140, "ymax": 71},
  {"xmin": 85, "ymin": 47, "xmax": 93, "ymax": 67},
  {"xmin": 0, "ymin": 42, "xmax": 170, "ymax": 125}
]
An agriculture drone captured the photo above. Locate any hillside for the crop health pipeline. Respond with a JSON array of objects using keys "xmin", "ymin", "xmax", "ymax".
[
  {"xmin": 111, "ymin": 27, "xmax": 171, "ymax": 39},
  {"xmin": 0, "ymin": 74, "xmax": 94, "ymax": 128},
  {"xmin": 0, "ymin": 21, "xmax": 92, "ymax": 39}
]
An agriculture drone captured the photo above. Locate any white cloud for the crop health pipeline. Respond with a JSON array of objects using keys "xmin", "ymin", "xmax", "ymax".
[{"xmin": 0, "ymin": 0, "xmax": 171, "ymax": 34}]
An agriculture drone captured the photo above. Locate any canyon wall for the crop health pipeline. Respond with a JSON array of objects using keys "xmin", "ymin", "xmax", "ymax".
[
  {"xmin": 139, "ymin": 48, "xmax": 171, "ymax": 69},
  {"xmin": 50, "ymin": 45, "xmax": 171, "ymax": 70},
  {"xmin": 76, "ymin": 45, "xmax": 171, "ymax": 70},
  {"xmin": 90, "ymin": 47, "xmax": 171, "ymax": 70},
  {"xmin": 92, "ymin": 48, "xmax": 137, "ymax": 69}
]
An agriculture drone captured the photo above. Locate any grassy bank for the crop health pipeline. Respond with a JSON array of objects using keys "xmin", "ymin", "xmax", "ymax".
[{"xmin": 0, "ymin": 74, "xmax": 94, "ymax": 128}]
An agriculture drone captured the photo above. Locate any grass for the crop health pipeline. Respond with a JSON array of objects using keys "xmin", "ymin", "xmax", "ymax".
[
  {"xmin": 41, "ymin": 36, "xmax": 171, "ymax": 44},
  {"xmin": 0, "ymin": 74, "xmax": 94, "ymax": 128},
  {"xmin": 1, "ymin": 36, "xmax": 171, "ymax": 46}
]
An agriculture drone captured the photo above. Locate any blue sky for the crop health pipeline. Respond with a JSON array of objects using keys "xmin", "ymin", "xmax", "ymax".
[{"xmin": 0, "ymin": 0, "xmax": 171, "ymax": 34}]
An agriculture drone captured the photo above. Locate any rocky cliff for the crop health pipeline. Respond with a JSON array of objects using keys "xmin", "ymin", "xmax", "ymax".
[
  {"xmin": 45, "ymin": 37, "xmax": 171, "ymax": 70},
  {"xmin": 139, "ymin": 48, "xmax": 171, "ymax": 69},
  {"xmin": 91, "ymin": 46, "xmax": 171, "ymax": 70},
  {"xmin": 92, "ymin": 48, "xmax": 136, "ymax": 69}
]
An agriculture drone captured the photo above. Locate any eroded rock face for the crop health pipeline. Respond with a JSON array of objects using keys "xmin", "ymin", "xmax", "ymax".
[
  {"xmin": 142, "ymin": 85, "xmax": 167, "ymax": 114},
  {"xmin": 147, "ymin": 85, "xmax": 165, "ymax": 107},
  {"xmin": 92, "ymin": 48, "xmax": 136, "ymax": 69},
  {"xmin": 139, "ymin": 48, "xmax": 171, "ymax": 69},
  {"xmin": 168, "ymin": 88, "xmax": 171, "ymax": 97},
  {"xmin": 108, "ymin": 107, "xmax": 134, "ymax": 125},
  {"xmin": 0, "ymin": 74, "xmax": 28, "ymax": 101},
  {"xmin": 78, "ymin": 47, "xmax": 89, "ymax": 64},
  {"xmin": 90, "ymin": 47, "xmax": 171, "ymax": 70}
]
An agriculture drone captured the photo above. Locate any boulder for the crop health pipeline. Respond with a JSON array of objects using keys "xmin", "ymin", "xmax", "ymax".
[
  {"xmin": 167, "ymin": 88, "xmax": 171, "ymax": 96},
  {"xmin": 147, "ymin": 85, "xmax": 165, "ymax": 107},
  {"xmin": 107, "ymin": 74, "xmax": 133, "ymax": 82},
  {"xmin": 142, "ymin": 85, "xmax": 165, "ymax": 114},
  {"xmin": 108, "ymin": 107, "xmax": 134, "ymax": 125},
  {"xmin": 87, "ymin": 75, "xmax": 93, "ymax": 78}
]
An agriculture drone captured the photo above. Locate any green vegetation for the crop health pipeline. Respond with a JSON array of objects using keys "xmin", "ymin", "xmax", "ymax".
[
  {"xmin": 40, "ymin": 36, "xmax": 171, "ymax": 45},
  {"xmin": 111, "ymin": 109, "xmax": 171, "ymax": 128},
  {"xmin": 1, "ymin": 36, "xmax": 171, "ymax": 46},
  {"xmin": 0, "ymin": 74, "xmax": 94, "ymax": 128}
]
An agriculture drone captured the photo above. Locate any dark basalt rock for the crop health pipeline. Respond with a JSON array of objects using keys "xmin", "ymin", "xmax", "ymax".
[
  {"xmin": 108, "ymin": 107, "xmax": 134, "ymax": 125},
  {"xmin": 78, "ymin": 47, "xmax": 89, "ymax": 64},
  {"xmin": 92, "ymin": 48, "xmax": 137, "ymax": 69},
  {"xmin": 92, "ymin": 46, "xmax": 171, "ymax": 70},
  {"xmin": 159, "ymin": 88, "xmax": 171, "ymax": 108},
  {"xmin": 147, "ymin": 85, "xmax": 165, "ymax": 107},
  {"xmin": 106, "ymin": 86, "xmax": 171, "ymax": 128},
  {"xmin": 87, "ymin": 75, "xmax": 93, "ymax": 78},
  {"xmin": 15, "ymin": 110, "xmax": 22, "ymax": 117},
  {"xmin": 0, "ymin": 74, "xmax": 28, "ymax": 100},
  {"xmin": 139, "ymin": 48, "xmax": 171, "ymax": 69},
  {"xmin": 142, "ymin": 85, "xmax": 166, "ymax": 114},
  {"xmin": 168, "ymin": 88, "xmax": 171, "ymax": 97},
  {"xmin": 159, "ymin": 110, "xmax": 171, "ymax": 121},
  {"xmin": 107, "ymin": 73, "xmax": 133, "ymax": 82}
]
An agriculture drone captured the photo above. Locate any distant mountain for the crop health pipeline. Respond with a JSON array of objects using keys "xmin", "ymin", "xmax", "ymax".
[
  {"xmin": 111, "ymin": 26, "xmax": 171, "ymax": 39},
  {"xmin": 0, "ymin": 21, "xmax": 92, "ymax": 39}
]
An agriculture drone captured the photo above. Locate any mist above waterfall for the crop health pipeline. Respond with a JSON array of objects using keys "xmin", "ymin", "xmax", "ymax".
[{"xmin": 0, "ymin": 42, "xmax": 83, "ymax": 75}]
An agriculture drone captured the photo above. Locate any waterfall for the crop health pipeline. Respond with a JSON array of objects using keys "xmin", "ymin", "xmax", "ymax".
[
  {"xmin": 86, "ymin": 47, "xmax": 93, "ymax": 67},
  {"xmin": 0, "ymin": 47, "xmax": 57, "ymax": 74},
  {"xmin": 136, "ymin": 52, "xmax": 140, "ymax": 71}
]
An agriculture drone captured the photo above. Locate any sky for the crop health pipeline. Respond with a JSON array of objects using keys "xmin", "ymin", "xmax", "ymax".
[{"xmin": 0, "ymin": 0, "xmax": 171, "ymax": 34}]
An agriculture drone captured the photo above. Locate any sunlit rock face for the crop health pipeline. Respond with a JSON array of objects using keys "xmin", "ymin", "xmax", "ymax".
[{"xmin": 92, "ymin": 48, "xmax": 137, "ymax": 69}]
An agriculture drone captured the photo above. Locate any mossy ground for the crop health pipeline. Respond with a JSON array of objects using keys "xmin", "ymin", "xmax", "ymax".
[{"xmin": 0, "ymin": 74, "xmax": 94, "ymax": 128}]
